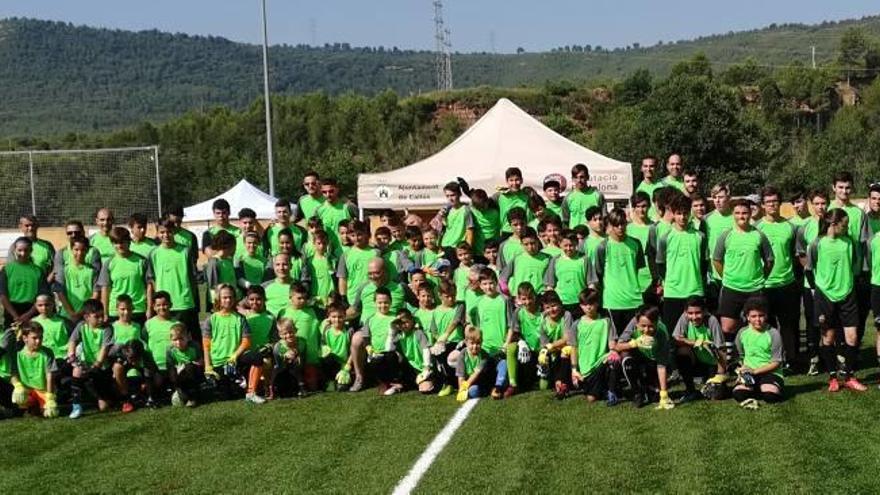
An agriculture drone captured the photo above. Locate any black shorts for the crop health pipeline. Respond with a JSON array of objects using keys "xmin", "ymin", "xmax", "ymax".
[
  {"xmin": 739, "ymin": 373, "xmax": 784, "ymax": 393},
  {"xmin": 814, "ymin": 289, "xmax": 859, "ymax": 330},
  {"xmin": 871, "ymin": 285, "xmax": 880, "ymax": 327},
  {"xmin": 581, "ymin": 364, "xmax": 609, "ymax": 398},
  {"xmin": 717, "ymin": 287, "xmax": 762, "ymax": 320}
]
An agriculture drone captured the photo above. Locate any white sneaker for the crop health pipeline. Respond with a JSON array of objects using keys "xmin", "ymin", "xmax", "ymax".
[
  {"xmin": 245, "ymin": 393, "xmax": 266, "ymax": 405},
  {"xmin": 171, "ymin": 391, "xmax": 182, "ymax": 407},
  {"xmin": 383, "ymin": 385, "xmax": 402, "ymax": 396}
]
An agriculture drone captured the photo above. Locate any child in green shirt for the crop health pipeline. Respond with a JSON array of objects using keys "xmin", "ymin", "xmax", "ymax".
[
  {"xmin": 306, "ymin": 230, "xmax": 337, "ymax": 310},
  {"xmin": 732, "ymin": 297, "xmax": 785, "ymax": 408},
  {"xmin": 498, "ymin": 208, "xmax": 527, "ymax": 272},
  {"xmin": 270, "ymin": 318, "xmax": 307, "ymax": 398},
  {"xmin": 32, "ymin": 294, "xmax": 72, "ymax": 377},
  {"xmin": 336, "ymin": 220, "xmax": 379, "ymax": 303},
  {"xmin": 67, "ymin": 299, "xmax": 114, "ymax": 419},
  {"xmin": 143, "ymin": 291, "xmax": 180, "ymax": 406},
  {"xmin": 262, "ymin": 253, "xmax": 295, "ymax": 316},
  {"xmin": 430, "ymin": 280, "xmax": 466, "ymax": 397},
  {"xmin": 109, "ymin": 295, "xmax": 148, "ymax": 414},
  {"xmin": 204, "ymin": 230, "xmax": 239, "ymax": 308},
  {"xmin": 494, "ymin": 167, "xmax": 531, "ymax": 234},
  {"xmin": 507, "ymin": 283, "xmax": 542, "ymax": 396},
  {"xmin": 469, "ymin": 188, "xmax": 501, "ymax": 254},
  {"xmin": 539, "ymin": 217, "xmax": 563, "ymax": 257},
  {"xmin": 386, "ymin": 309, "xmax": 432, "ymax": 395},
  {"xmin": 277, "ymin": 283, "xmax": 321, "ymax": 391},
  {"xmin": 613, "ymin": 305, "xmax": 673, "ymax": 410},
  {"xmin": 0, "ymin": 237, "xmax": 49, "ymax": 327},
  {"xmin": 581, "ymin": 206, "xmax": 606, "ymax": 260},
  {"xmin": 11, "ymin": 321, "xmax": 58, "ymax": 418},
  {"xmin": 455, "ymin": 326, "xmax": 493, "ymax": 401},
  {"xmin": 235, "ymin": 231, "xmax": 268, "ymax": 291},
  {"xmin": 562, "ymin": 163, "xmax": 606, "ymax": 229},
  {"xmin": 166, "ymin": 323, "xmax": 203, "ymax": 407},
  {"xmin": 544, "ymin": 232, "xmax": 589, "ymax": 318},
  {"xmin": 321, "ymin": 303, "xmax": 353, "ymax": 391},
  {"xmin": 469, "ymin": 269, "xmax": 516, "ymax": 400},
  {"xmin": 357, "ymin": 288, "xmax": 399, "ymax": 394},
  {"xmin": 672, "ymin": 297, "xmax": 727, "ymax": 403},
  {"xmin": 56, "ymin": 236, "xmax": 99, "ymax": 322},
  {"xmin": 499, "ymin": 229, "xmax": 550, "ymax": 297}
]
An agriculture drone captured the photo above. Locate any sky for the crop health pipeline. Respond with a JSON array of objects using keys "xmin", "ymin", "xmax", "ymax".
[{"xmin": 2, "ymin": 0, "xmax": 879, "ymax": 53}]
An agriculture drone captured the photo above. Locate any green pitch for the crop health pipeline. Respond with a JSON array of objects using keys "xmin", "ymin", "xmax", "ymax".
[{"xmin": 1, "ymin": 367, "xmax": 879, "ymax": 493}]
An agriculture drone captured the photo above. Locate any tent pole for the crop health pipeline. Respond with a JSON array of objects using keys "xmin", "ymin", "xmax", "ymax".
[{"xmin": 358, "ymin": 207, "xmax": 364, "ymax": 221}]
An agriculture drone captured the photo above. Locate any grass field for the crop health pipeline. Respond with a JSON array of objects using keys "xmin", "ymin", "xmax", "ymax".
[{"xmin": 2, "ymin": 357, "xmax": 880, "ymax": 494}]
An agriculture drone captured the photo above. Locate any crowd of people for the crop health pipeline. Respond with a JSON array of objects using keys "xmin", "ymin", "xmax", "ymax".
[{"xmin": 1, "ymin": 156, "xmax": 879, "ymax": 419}]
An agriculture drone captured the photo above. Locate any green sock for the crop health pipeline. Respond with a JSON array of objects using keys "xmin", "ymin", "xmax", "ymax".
[{"xmin": 506, "ymin": 343, "xmax": 518, "ymax": 387}]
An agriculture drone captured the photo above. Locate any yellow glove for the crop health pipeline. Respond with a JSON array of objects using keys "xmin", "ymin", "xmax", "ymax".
[
  {"xmin": 538, "ymin": 347, "xmax": 550, "ymax": 366},
  {"xmin": 365, "ymin": 345, "xmax": 375, "ymax": 356},
  {"xmin": 707, "ymin": 373, "xmax": 728, "ymax": 385},
  {"xmin": 560, "ymin": 345, "xmax": 573, "ymax": 358},
  {"xmin": 456, "ymin": 388, "xmax": 469, "ymax": 402},
  {"xmin": 693, "ymin": 338, "xmax": 706, "ymax": 348},
  {"xmin": 43, "ymin": 393, "xmax": 58, "ymax": 418},
  {"xmin": 228, "ymin": 352, "xmax": 239, "ymax": 365},
  {"xmin": 655, "ymin": 390, "xmax": 674, "ymax": 410},
  {"xmin": 11, "ymin": 383, "xmax": 27, "ymax": 406},
  {"xmin": 204, "ymin": 368, "xmax": 220, "ymax": 381}
]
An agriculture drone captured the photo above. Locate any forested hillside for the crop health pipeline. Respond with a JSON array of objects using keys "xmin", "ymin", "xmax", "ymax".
[{"xmin": 2, "ymin": 15, "xmax": 880, "ymax": 135}]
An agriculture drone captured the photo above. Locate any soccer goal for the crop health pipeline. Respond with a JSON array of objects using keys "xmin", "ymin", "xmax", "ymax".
[{"xmin": 0, "ymin": 146, "xmax": 161, "ymax": 227}]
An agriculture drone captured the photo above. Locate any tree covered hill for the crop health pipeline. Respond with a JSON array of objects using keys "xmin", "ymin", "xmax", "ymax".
[{"xmin": 2, "ymin": 15, "xmax": 880, "ymax": 136}]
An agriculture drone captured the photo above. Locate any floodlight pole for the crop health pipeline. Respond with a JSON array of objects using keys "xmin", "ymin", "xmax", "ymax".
[{"xmin": 261, "ymin": 0, "xmax": 275, "ymax": 196}]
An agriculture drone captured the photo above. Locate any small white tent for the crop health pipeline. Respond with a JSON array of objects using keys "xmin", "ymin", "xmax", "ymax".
[
  {"xmin": 357, "ymin": 98, "xmax": 632, "ymax": 210},
  {"xmin": 183, "ymin": 179, "xmax": 280, "ymax": 222}
]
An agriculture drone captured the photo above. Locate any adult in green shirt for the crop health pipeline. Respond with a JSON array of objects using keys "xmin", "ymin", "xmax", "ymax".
[
  {"xmin": 315, "ymin": 178, "xmax": 357, "ymax": 252},
  {"xmin": 296, "ymin": 170, "xmax": 325, "ymax": 222},
  {"xmin": 756, "ymin": 186, "xmax": 800, "ymax": 365},
  {"xmin": 656, "ymin": 195, "xmax": 708, "ymax": 331},
  {"xmin": 661, "ymin": 153, "xmax": 686, "ymax": 193},
  {"xmin": 704, "ymin": 183, "xmax": 734, "ymax": 309},
  {"xmin": 201, "ymin": 198, "xmax": 242, "ymax": 257},
  {"xmin": 805, "ymin": 208, "xmax": 866, "ymax": 392},
  {"xmin": 713, "ymin": 199, "xmax": 774, "ymax": 337},
  {"xmin": 867, "ymin": 183, "xmax": 880, "ymax": 237},
  {"xmin": 589, "ymin": 208, "xmax": 646, "ymax": 335},
  {"xmin": 147, "ymin": 220, "xmax": 200, "ymax": 339},
  {"xmin": 634, "ymin": 155, "xmax": 663, "ymax": 221},
  {"xmin": 0, "ymin": 237, "xmax": 50, "ymax": 327},
  {"xmin": 97, "ymin": 227, "xmax": 152, "ymax": 323},
  {"xmin": 6, "ymin": 214, "xmax": 55, "ymax": 277},
  {"xmin": 348, "ymin": 257, "xmax": 412, "ymax": 325},
  {"xmin": 90, "ymin": 208, "xmax": 116, "ymax": 262},
  {"xmin": 562, "ymin": 163, "xmax": 606, "ymax": 229}
]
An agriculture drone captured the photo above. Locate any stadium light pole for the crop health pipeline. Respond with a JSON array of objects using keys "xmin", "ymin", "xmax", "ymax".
[{"xmin": 260, "ymin": 0, "xmax": 276, "ymax": 196}]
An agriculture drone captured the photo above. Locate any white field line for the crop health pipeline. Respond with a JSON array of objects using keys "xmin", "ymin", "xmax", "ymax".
[{"xmin": 391, "ymin": 398, "xmax": 479, "ymax": 495}]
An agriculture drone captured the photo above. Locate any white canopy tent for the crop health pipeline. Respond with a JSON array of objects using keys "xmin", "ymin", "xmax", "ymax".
[
  {"xmin": 183, "ymin": 179, "xmax": 280, "ymax": 222},
  {"xmin": 357, "ymin": 98, "xmax": 632, "ymax": 210}
]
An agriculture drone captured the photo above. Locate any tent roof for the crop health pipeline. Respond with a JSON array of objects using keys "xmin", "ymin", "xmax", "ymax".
[
  {"xmin": 357, "ymin": 98, "xmax": 632, "ymax": 209},
  {"xmin": 183, "ymin": 179, "xmax": 280, "ymax": 222}
]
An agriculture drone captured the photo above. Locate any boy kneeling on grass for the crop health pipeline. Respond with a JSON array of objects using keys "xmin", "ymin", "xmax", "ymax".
[
  {"xmin": 11, "ymin": 322, "xmax": 58, "ymax": 418},
  {"xmin": 270, "ymin": 318, "xmax": 307, "ymax": 398},
  {"xmin": 68, "ymin": 299, "xmax": 115, "ymax": 419},
  {"xmin": 385, "ymin": 309, "xmax": 434, "ymax": 396},
  {"xmin": 167, "ymin": 323, "xmax": 203, "ymax": 407},
  {"xmin": 614, "ymin": 305, "xmax": 674, "ymax": 410},
  {"xmin": 554, "ymin": 289, "xmax": 621, "ymax": 405},
  {"xmin": 455, "ymin": 326, "xmax": 494, "ymax": 401},
  {"xmin": 732, "ymin": 297, "xmax": 785, "ymax": 409}
]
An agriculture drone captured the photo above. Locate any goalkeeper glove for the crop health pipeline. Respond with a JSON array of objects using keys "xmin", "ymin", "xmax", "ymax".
[
  {"xmin": 693, "ymin": 338, "xmax": 706, "ymax": 348},
  {"xmin": 321, "ymin": 345, "xmax": 332, "ymax": 359},
  {"xmin": 336, "ymin": 366, "xmax": 352, "ymax": 386},
  {"xmin": 204, "ymin": 368, "xmax": 220, "ymax": 381},
  {"xmin": 516, "ymin": 340, "xmax": 531, "ymax": 364},
  {"xmin": 538, "ymin": 347, "xmax": 550, "ymax": 366},
  {"xmin": 631, "ymin": 334, "xmax": 654, "ymax": 349},
  {"xmin": 456, "ymin": 388, "xmax": 469, "ymax": 402},
  {"xmin": 11, "ymin": 383, "xmax": 26, "ymax": 406},
  {"xmin": 228, "ymin": 353, "xmax": 239, "ymax": 365},
  {"xmin": 430, "ymin": 341, "xmax": 446, "ymax": 356},
  {"xmin": 43, "ymin": 393, "xmax": 58, "ymax": 418},
  {"xmin": 707, "ymin": 373, "xmax": 728, "ymax": 385},
  {"xmin": 416, "ymin": 369, "xmax": 431, "ymax": 384},
  {"xmin": 655, "ymin": 390, "xmax": 674, "ymax": 410}
]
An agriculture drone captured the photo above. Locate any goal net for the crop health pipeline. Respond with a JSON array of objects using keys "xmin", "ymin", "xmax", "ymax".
[{"xmin": 0, "ymin": 146, "xmax": 161, "ymax": 228}]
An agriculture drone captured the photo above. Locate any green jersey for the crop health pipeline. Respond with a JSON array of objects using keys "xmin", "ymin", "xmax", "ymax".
[
  {"xmin": 456, "ymin": 349, "xmax": 489, "ymax": 378},
  {"xmin": 662, "ymin": 176, "xmax": 686, "ymax": 192},
  {"xmin": 20, "ymin": 238, "xmax": 55, "ymax": 275},
  {"xmin": 414, "ymin": 307, "xmax": 435, "ymax": 342},
  {"xmin": 112, "ymin": 321, "xmax": 143, "ymax": 345},
  {"xmin": 98, "ymin": 253, "xmax": 148, "ymax": 316},
  {"xmin": 656, "ymin": 227, "xmax": 706, "ymax": 299},
  {"xmin": 566, "ymin": 317, "xmax": 611, "ymax": 376},
  {"xmin": 672, "ymin": 313, "xmax": 723, "ymax": 366},
  {"xmin": 806, "ymin": 236, "xmax": 857, "ymax": 302},
  {"xmin": 870, "ymin": 233, "xmax": 880, "ymax": 287},
  {"xmin": 32, "ymin": 314, "xmax": 70, "ymax": 359},
  {"xmin": 501, "ymin": 251, "xmax": 550, "ymax": 296},
  {"xmin": 307, "ymin": 253, "xmax": 336, "ymax": 307},
  {"xmin": 354, "ymin": 281, "xmax": 407, "ymax": 324},
  {"xmin": 562, "ymin": 188, "xmax": 605, "ymax": 229},
  {"xmin": 440, "ymin": 204, "xmax": 474, "ymax": 248},
  {"xmin": 338, "ymin": 246, "xmax": 380, "ymax": 301},
  {"xmin": 544, "ymin": 254, "xmax": 588, "ymax": 305},
  {"xmin": 363, "ymin": 313, "xmax": 396, "ymax": 353},
  {"xmin": 429, "ymin": 304, "xmax": 465, "ymax": 343},
  {"xmin": 321, "ymin": 323, "xmax": 350, "ymax": 365},
  {"xmin": 71, "ymin": 322, "xmax": 113, "ymax": 366},
  {"xmin": 545, "ymin": 200, "xmax": 563, "ymax": 220},
  {"xmin": 583, "ymin": 234, "xmax": 604, "ymax": 261},
  {"xmin": 591, "ymin": 237, "xmax": 645, "ymax": 310},
  {"xmin": 756, "ymin": 218, "xmax": 797, "ymax": 288},
  {"xmin": 202, "ymin": 312, "xmax": 249, "ymax": 368},
  {"xmin": 202, "ymin": 225, "xmax": 242, "ymax": 256},
  {"xmin": 262, "ymin": 279, "xmax": 292, "ymax": 316},
  {"xmin": 735, "ymin": 326, "xmax": 784, "ymax": 378},
  {"xmin": 829, "ymin": 201, "xmax": 868, "ymax": 265},
  {"xmin": 514, "ymin": 306, "xmax": 543, "ymax": 350},
  {"xmin": 276, "ymin": 305, "xmax": 320, "ymax": 364},
  {"xmin": 145, "ymin": 317, "xmax": 180, "ymax": 371},
  {"xmin": 166, "ymin": 345, "xmax": 201, "ymax": 369},
  {"xmin": 0, "ymin": 260, "xmax": 44, "ymax": 304},
  {"xmin": 540, "ymin": 312, "xmax": 573, "ymax": 347},
  {"xmin": 59, "ymin": 261, "xmax": 97, "ymax": 319},
  {"xmin": 704, "ymin": 210, "xmax": 734, "ymax": 280},
  {"xmin": 626, "ymin": 222, "xmax": 653, "ymax": 292},
  {"xmin": 394, "ymin": 328, "xmax": 430, "ymax": 371},
  {"xmin": 235, "ymin": 253, "xmax": 267, "ymax": 288},
  {"xmin": 495, "ymin": 190, "xmax": 530, "ymax": 233},
  {"xmin": 147, "ymin": 244, "xmax": 196, "ymax": 311},
  {"xmin": 453, "ymin": 265, "xmax": 471, "ymax": 303},
  {"xmin": 130, "ymin": 238, "xmax": 157, "ymax": 259},
  {"xmin": 314, "ymin": 200, "xmax": 356, "ymax": 252},
  {"xmin": 297, "ymin": 194, "xmax": 325, "ymax": 222},
  {"xmin": 619, "ymin": 320, "xmax": 670, "ymax": 365},
  {"xmin": 635, "ymin": 180, "xmax": 663, "ymax": 221},
  {"xmin": 264, "ymin": 224, "xmax": 307, "ymax": 257},
  {"xmin": 469, "ymin": 294, "xmax": 515, "ymax": 355},
  {"xmin": 498, "ymin": 236, "xmax": 523, "ymax": 272},
  {"xmin": 471, "ymin": 206, "xmax": 500, "ymax": 254},
  {"xmin": 713, "ymin": 228, "xmax": 774, "ymax": 292},
  {"xmin": 246, "ymin": 311, "xmax": 276, "ymax": 349},
  {"xmin": 868, "ymin": 214, "xmax": 880, "ymax": 237},
  {"xmin": 14, "ymin": 347, "xmax": 54, "ymax": 391},
  {"xmin": 796, "ymin": 218, "xmax": 821, "ymax": 289},
  {"xmin": 204, "ymin": 256, "xmax": 239, "ymax": 307},
  {"xmin": 89, "ymin": 232, "xmax": 115, "ymax": 261}
]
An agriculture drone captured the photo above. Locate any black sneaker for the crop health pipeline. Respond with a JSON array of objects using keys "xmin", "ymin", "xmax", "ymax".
[{"xmin": 633, "ymin": 393, "xmax": 648, "ymax": 408}]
